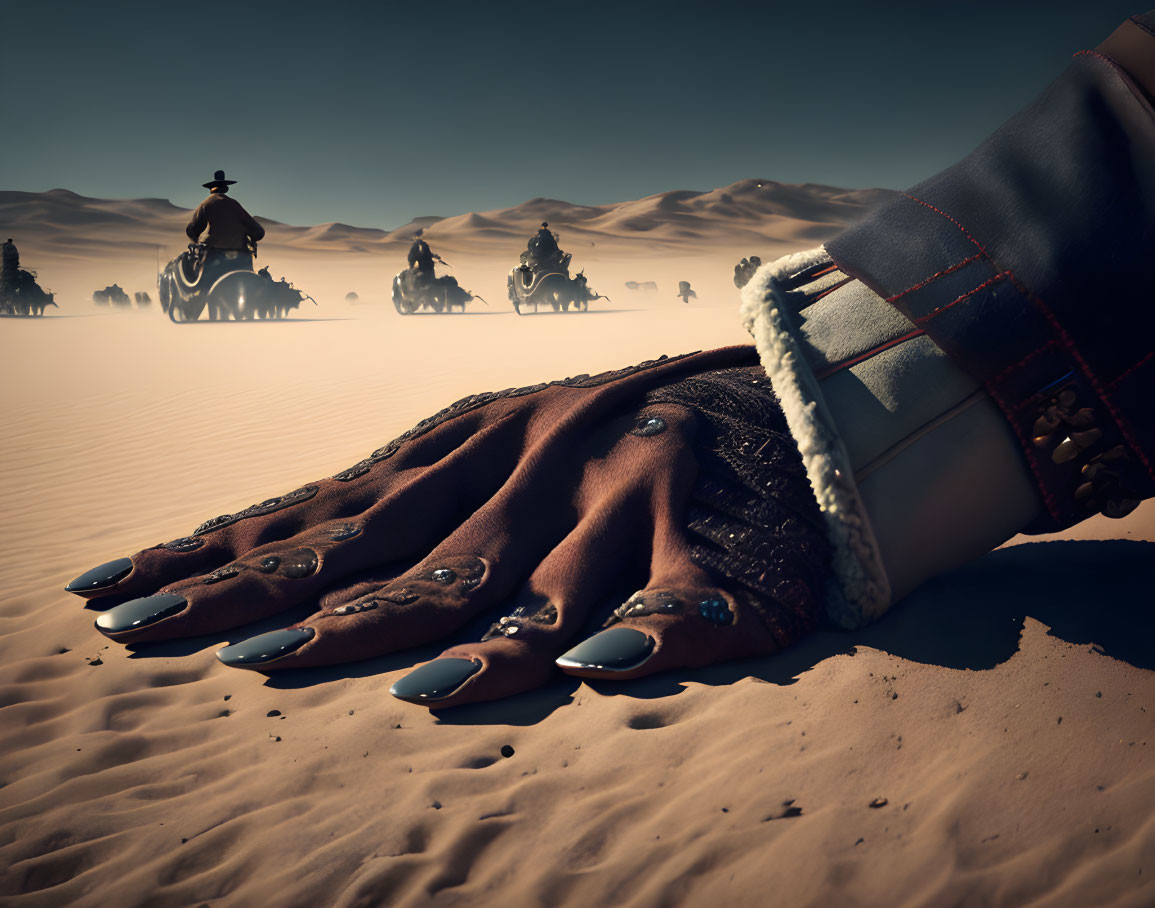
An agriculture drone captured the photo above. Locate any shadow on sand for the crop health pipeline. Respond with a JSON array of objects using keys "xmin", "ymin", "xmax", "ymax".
[
  {"xmin": 397, "ymin": 309, "xmax": 508, "ymax": 317},
  {"xmin": 514, "ymin": 308, "xmax": 641, "ymax": 316},
  {"xmin": 0, "ymin": 313, "xmax": 98, "ymax": 319},
  {"xmin": 438, "ymin": 539, "xmax": 1155, "ymax": 725},
  {"xmin": 168, "ymin": 317, "xmax": 355, "ymax": 324},
  {"xmin": 105, "ymin": 539, "xmax": 1155, "ymax": 727}
]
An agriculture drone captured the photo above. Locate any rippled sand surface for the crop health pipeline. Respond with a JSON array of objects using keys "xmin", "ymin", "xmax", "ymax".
[{"xmin": 2, "ymin": 276, "xmax": 1154, "ymax": 906}]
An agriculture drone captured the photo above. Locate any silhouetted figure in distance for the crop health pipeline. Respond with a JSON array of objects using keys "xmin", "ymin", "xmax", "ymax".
[
  {"xmin": 521, "ymin": 222, "xmax": 569, "ymax": 274},
  {"xmin": 407, "ymin": 228, "xmax": 443, "ymax": 277},
  {"xmin": 185, "ymin": 170, "xmax": 266, "ymax": 284},
  {"xmin": 0, "ymin": 238, "xmax": 19, "ymax": 306}
]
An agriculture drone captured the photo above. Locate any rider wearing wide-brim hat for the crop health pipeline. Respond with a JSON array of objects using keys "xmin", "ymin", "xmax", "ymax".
[{"xmin": 185, "ymin": 171, "xmax": 266, "ymax": 277}]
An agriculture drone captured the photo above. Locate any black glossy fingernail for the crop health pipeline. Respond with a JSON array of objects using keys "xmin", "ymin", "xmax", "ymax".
[
  {"xmin": 390, "ymin": 658, "xmax": 481, "ymax": 703},
  {"xmin": 66, "ymin": 557, "xmax": 133, "ymax": 593},
  {"xmin": 217, "ymin": 627, "xmax": 316, "ymax": 668},
  {"xmin": 555, "ymin": 627, "xmax": 654, "ymax": 672},
  {"xmin": 94, "ymin": 593, "xmax": 187, "ymax": 636}
]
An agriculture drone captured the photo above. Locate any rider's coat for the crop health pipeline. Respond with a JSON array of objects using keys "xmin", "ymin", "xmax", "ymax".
[
  {"xmin": 185, "ymin": 192, "xmax": 266, "ymax": 251},
  {"xmin": 408, "ymin": 239, "xmax": 435, "ymax": 273}
]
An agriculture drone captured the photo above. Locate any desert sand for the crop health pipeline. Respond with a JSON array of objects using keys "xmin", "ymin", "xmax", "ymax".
[{"xmin": 1, "ymin": 184, "xmax": 1153, "ymax": 906}]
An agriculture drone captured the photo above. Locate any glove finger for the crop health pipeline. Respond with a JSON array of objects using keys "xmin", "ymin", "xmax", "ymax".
[
  {"xmin": 66, "ymin": 405, "xmax": 524, "ymax": 603},
  {"xmin": 82, "ymin": 411, "xmax": 537, "ymax": 641},
  {"xmin": 388, "ymin": 468, "xmax": 653, "ymax": 707},
  {"xmin": 229, "ymin": 401, "xmax": 695, "ymax": 683},
  {"xmin": 68, "ymin": 349, "xmax": 752, "ymax": 604},
  {"xmin": 557, "ymin": 505, "xmax": 827, "ymax": 680},
  {"xmin": 211, "ymin": 525, "xmax": 578, "ymax": 673},
  {"xmin": 557, "ymin": 418, "xmax": 828, "ymax": 681},
  {"xmin": 555, "ymin": 583, "xmax": 808, "ymax": 681},
  {"xmin": 89, "ymin": 515, "xmax": 406, "ymax": 644},
  {"xmin": 208, "ymin": 421, "xmax": 615, "ymax": 669}
]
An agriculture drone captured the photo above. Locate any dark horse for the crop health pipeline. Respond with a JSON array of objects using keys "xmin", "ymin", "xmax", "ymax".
[
  {"xmin": 392, "ymin": 268, "xmax": 484, "ymax": 314},
  {"xmin": 1, "ymin": 269, "xmax": 57, "ymax": 316},
  {"xmin": 506, "ymin": 265, "xmax": 606, "ymax": 315},
  {"xmin": 157, "ymin": 244, "xmax": 267, "ymax": 322}
]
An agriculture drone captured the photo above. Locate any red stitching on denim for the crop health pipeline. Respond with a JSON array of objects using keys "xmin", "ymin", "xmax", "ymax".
[
  {"xmin": 813, "ymin": 328, "xmax": 926, "ymax": 380},
  {"xmin": 902, "ymin": 191, "xmax": 1155, "ymax": 481},
  {"xmin": 1110, "ymin": 351, "xmax": 1155, "ymax": 388},
  {"xmin": 1073, "ymin": 50, "xmax": 1117, "ymax": 66},
  {"xmin": 913, "ymin": 272, "xmax": 1011, "ymax": 324},
  {"xmin": 1067, "ymin": 48, "xmax": 1131, "ymax": 73},
  {"xmin": 886, "ymin": 253, "xmax": 984, "ymax": 302},
  {"xmin": 810, "ymin": 275, "xmax": 855, "ymax": 303},
  {"xmin": 901, "ymin": 193, "xmax": 989, "ymax": 255}
]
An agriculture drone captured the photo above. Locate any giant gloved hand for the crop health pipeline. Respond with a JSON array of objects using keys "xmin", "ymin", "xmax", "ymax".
[
  {"xmin": 66, "ymin": 347, "xmax": 832, "ymax": 707},
  {"xmin": 65, "ymin": 12, "xmax": 1155, "ymax": 710}
]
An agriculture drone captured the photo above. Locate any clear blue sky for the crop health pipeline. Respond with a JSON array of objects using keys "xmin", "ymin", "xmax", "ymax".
[{"xmin": 1, "ymin": 1, "xmax": 1140, "ymax": 228}]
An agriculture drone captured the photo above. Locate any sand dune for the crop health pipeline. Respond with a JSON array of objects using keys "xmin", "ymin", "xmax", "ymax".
[{"xmin": 1, "ymin": 185, "xmax": 1152, "ymax": 906}]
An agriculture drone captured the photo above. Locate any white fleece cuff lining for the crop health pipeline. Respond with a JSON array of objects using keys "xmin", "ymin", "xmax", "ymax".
[{"xmin": 739, "ymin": 247, "xmax": 891, "ymax": 628}]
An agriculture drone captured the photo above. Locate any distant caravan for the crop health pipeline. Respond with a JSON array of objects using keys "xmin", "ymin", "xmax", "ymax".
[
  {"xmin": 506, "ymin": 266, "xmax": 606, "ymax": 315},
  {"xmin": 391, "ymin": 268, "xmax": 485, "ymax": 315},
  {"xmin": 158, "ymin": 244, "xmax": 313, "ymax": 321}
]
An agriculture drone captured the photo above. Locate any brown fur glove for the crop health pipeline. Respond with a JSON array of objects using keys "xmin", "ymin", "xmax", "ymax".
[{"xmin": 67, "ymin": 346, "xmax": 830, "ymax": 707}]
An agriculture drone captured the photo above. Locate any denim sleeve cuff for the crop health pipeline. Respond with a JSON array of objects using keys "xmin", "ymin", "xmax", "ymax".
[
  {"xmin": 824, "ymin": 28, "xmax": 1155, "ymax": 534},
  {"xmin": 741, "ymin": 249, "xmax": 1041, "ymax": 628}
]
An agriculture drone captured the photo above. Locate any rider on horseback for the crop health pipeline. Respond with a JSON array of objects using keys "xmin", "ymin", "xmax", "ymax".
[
  {"xmin": 508, "ymin": 222, "xmax": 604, "ymax": 315},
  {"xmin": 520, "ymin": 222, "xmax": 570, "ymax": 275},
  {"xmin": 185, "ymin": 170, "xmax": 265, "ymax": 284},
  {"xmin": 407, "ymin": 229, "xmax": 445, "ymax": 284}
]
